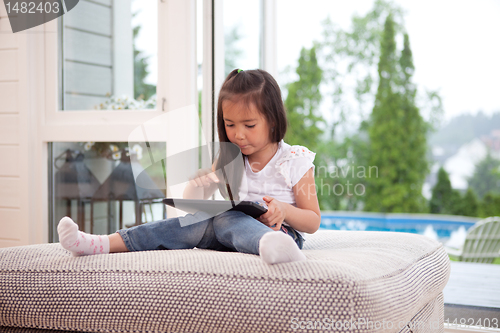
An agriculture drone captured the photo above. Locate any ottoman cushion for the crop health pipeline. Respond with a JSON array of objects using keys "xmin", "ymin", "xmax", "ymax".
[{"xmin": 0, "ymin": 230, "xmax": 450, "ymax": 332}]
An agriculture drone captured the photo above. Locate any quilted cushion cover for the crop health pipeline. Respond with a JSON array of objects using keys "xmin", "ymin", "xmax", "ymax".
[{"xmin": 0, "ymin": 230, "xmax": 450, "ymax": 332}]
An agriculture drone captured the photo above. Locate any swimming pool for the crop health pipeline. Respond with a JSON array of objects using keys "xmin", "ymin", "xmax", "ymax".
[{"xmin": 320, "ymin": 211, "xmax": 479, "ymax": 247}]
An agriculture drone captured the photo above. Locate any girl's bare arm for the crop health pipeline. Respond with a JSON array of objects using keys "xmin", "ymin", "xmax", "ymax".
[
  {"xmin": 182, "ymin": 164, "xmax": 219, "ymax": 200},
  {"xmin": 284, "ymin": 168, "xmax": 321, "ymax": 233}
]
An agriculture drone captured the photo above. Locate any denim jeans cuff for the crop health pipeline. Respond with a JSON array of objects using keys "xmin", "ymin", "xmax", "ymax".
[
  {"xmin": 280, "ymin": 225, "xmax": 304, "ymax": 249},
  {"xmin": 116, "ymin": 229, "xmax": 136, "ymax": 252}
]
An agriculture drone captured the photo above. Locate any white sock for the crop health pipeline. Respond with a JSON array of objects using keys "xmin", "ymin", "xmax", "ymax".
[
  {"xmin": 259, "ymin": 231, "xmax": 307, "ymax": 265},
  {"xmin": 57, "ymin": 216, "xmax": 110, "ymax": 256}
]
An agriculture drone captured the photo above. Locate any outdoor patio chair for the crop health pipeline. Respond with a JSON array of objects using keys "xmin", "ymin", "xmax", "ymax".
[
  {"xmin": 0, "ymin": 230, "xmax": 450, "ymax": 333},
  {"xmin": 446, "ymin": 216, "xmax": 500, "ymax": 263}
]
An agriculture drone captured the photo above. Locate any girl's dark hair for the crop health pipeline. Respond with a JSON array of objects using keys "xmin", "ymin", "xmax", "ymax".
[
  {"xmin": 217, "ymin": 68, "xmax": 287, "ymax": 144},
  {"xmin": 214, "ymin": 69, "xmax": 287, "ymax": 200}
]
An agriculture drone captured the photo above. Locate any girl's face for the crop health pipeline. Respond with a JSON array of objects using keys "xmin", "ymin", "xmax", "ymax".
[{"xmin": 222, "ymin": 99, "xmax": 275, "ymax": 158}]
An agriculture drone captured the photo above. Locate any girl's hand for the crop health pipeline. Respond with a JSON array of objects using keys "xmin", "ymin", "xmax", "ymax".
[
  {"xmin": 188, "ymin": 168, "xmax": 219, "ymax": 188},
  {"xmin": 257, "ymin": 196, "xmax": 287, "ymax": 231}
]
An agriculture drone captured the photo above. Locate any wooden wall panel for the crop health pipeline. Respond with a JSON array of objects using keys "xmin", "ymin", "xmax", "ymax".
[
  {"xmin": 64, "ymin": 62, "xmax": 112, "ymax": 96},
  {"xmin": 0, "ymin": 50, "xmax": 17, "ymax": 80},
  {"xmin": 64, "ymin": 0, "xmax": 111, "ymax": 36},
  {"xmin": 0, "ymin": 82, "xmax": 18, "ymax": 112},
  {"xmin": 64, "ymin": 94, "xmax": 108, "ymax": 110},
  {"xmin": 0, "ymin": 145, "xmax": 19, "ymax": 176},
  {"xmin": 91, "ymin": 0, "xmax": 112, "ymax": 6},
  {"xmin": 0, "ymin": 115, "xmax": 19, "ymax": 143},
  {"xmin": 0, "ymin": 2, "xmax": 7, "ymax": 17},
  {"xmin": 0, "ymin": 239, "xmax": 22, "ymax": 248},
  {"xmin": 63, "ymin": 29, "xmax": 112, "ymax": 66},
  {"xmin": 0, "ymin": 208, "xmax": 21, "ymax": 240},
  {"xmin": 0, "ymin": 177, "xmax": 20, "ymax": 208},
  {"xmin": 0, "ymin": 16, "xmax": 16, "ymax": 48}
]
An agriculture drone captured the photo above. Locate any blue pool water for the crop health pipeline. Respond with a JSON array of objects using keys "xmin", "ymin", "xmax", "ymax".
[{"xmin": 320, "ymin": 212, "xmax": 479, "ymax": 246}]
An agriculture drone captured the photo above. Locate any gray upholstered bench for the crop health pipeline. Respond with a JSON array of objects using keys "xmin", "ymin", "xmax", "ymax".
[{"xmin": 0, "ymin": 230, "xmax": 450, "ymax": 333}]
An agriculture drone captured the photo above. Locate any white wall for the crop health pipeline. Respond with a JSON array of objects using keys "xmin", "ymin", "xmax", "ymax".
[{"xmin": 0, "ymin": 5, "xmax": 31, "ymax": 247}]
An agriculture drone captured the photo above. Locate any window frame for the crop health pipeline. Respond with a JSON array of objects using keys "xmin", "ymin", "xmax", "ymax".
[
  {"xmin": 42, "ymin": 0, "xmax": 197, "ymax": 141},
  {"xmin": 37, "ymin": 0, "xmax": 199, "ymax": 242}
]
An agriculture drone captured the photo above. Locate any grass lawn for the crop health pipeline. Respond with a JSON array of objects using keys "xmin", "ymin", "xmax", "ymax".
[{"xmin": 448, "ymin": 255, "xmax": 500, "ymax": 265}]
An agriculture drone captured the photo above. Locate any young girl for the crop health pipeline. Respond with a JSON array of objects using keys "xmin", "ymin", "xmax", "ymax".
[{"xmin": 58, "ymin": 69, "xmax": 321, "ymax": 265}]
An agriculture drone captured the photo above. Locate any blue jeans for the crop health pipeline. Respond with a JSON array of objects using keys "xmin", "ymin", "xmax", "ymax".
[{"xmin": 117, "ymin": 210, "xmax": 304, "ymax": 255}]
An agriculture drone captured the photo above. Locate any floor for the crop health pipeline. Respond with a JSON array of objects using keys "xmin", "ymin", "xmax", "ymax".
[{"xmin": 443, "ymin": 262, "xmax": 500, "ymax": 327}]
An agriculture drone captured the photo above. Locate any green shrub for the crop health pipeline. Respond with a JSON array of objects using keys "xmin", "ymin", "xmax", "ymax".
[{"xmin": 479, "ymin": 192, "xmax": 500, "ymax": 218}]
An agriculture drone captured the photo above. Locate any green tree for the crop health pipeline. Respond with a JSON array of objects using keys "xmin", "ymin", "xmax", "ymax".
[
  {"xmin": 314, "ymin": 137, "xmax": 343, "ymax": 211},
  {"xmin": 319, "ymin": 0, "xmax": 406, "ymax": 123},
  {"xmin": 314, "ymin": 131, "xmax": 370, "ymax": 211},
  {"xmin": 341, "ymin": 123, "xmax": 372, "ymax": 211},
  {"xmin": 284, "ymin": 45, "xmax": 324, "ymax": 153},
  {"xmin": 429, "ymin": 167, "xmax": 454, "ymax": 214},
  {"xmin": 479, "ymin": 192, "xmax": 500, "ymax": 218},
  {"xmin": 364, "ymin": 15, "xmax": 400, "ymax": 212},
  {"xmin": 133, "ymin": 15, "xmax": 156, "ymax": 100},
  {"xmin": 396, "ymin": 33, "xmax": 428, "ymax": 212},
  {"xmin": 324, "ymin": 121, "xmax": 372, "ymax": 211},
  {"xmin": 284, "ymin": 45, "xmax": 340, "ymax": 210},
  {"xmin": 463, "ymin": 188, "xmax": 479, "ymax": 217},
  {"xmin": 468, "ymin": 153, "xmax": 500, "ymax": 199},
  {"xmin": 447, "ymin": 190, "xmax": 462, "ymax": 216},
  {"xmin": 319, "ymin": 0, "xmax": 443, "ymax": 130},
  {"xmin": 364, "ymin": 16, "xmax": 427, "ymax": 213},
  {"xmin": 317, "ymin": 0, "xmax": 442, "ymax": 211},
  {"xmin": 454, "ymin": 188, "xmax": 479, "ymax": 217}
]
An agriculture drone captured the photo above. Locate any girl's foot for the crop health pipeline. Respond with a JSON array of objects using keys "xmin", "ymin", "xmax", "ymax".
[
  {"xmin": 57, "ymin": 216, "xmax": 110, "ymax": 256},
  {"xmin": 259, "ymin": 231, "xmax": 307, "ymax": 265}
]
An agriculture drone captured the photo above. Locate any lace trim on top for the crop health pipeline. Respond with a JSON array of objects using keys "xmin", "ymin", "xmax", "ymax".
[{"xmin": 276, "ymin": 144, "xmax": 316, "ymax": 188}]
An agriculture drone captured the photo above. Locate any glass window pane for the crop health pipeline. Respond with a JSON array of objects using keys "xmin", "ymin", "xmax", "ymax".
[
  {"xmin": 223, "ymin": 0, "xmax": 261, "ymax": 76},
  {"xmin": 49, "ymin": 142, "xmax": 166, "ymax": 243},
  {"xmin": 59, "ymin": 0, "xmax": 157, "ymax": 111}
]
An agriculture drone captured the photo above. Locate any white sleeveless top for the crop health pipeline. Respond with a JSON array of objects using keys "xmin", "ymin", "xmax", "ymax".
[{"xmin": 237, "ymin": 140, "xmax": 316, "ymax": 235}]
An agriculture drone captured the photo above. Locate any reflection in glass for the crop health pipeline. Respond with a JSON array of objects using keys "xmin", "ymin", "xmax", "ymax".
[
  {"xmin": 59, "ymin": 0, "xmax": 157, "ymax": 110},
  {"xmin": 49, "ymin": 142, "xmax": 166, "ymax": 243},
  {"xmin": 54, "ymin": 150, "xmax": 101, "ymax": 233},
  {"xmin": 48, "ymin": 135, "xmax": 247, "ymax": 242}
]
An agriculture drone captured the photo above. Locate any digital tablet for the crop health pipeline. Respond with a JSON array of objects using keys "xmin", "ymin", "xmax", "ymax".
[{"xmin": 163, "ymin": 198, "xmax": 268, "ymax": 219}]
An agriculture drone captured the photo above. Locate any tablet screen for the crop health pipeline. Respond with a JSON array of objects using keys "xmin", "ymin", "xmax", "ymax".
[{"xmin": 163, "ymin": 198, "xmax": 267, "ymax": 219}]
